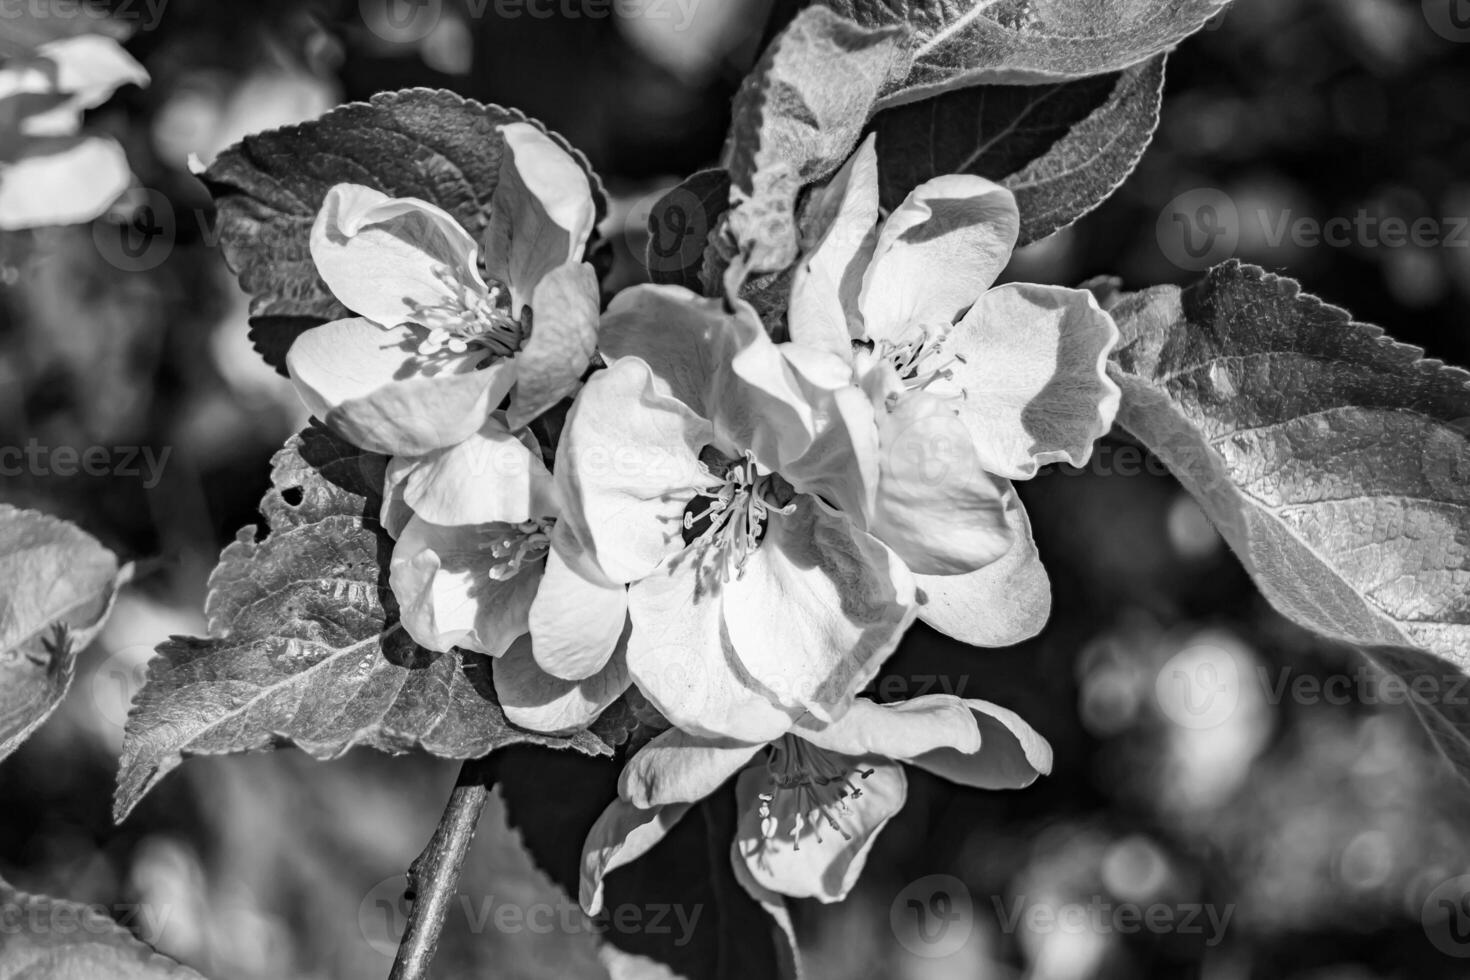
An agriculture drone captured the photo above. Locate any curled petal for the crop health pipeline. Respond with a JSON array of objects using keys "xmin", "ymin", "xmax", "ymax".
[
  {"xmin": 555, "ymin": 356, "xmax": 711, "ymax": 584},
  {"xmin": 310, "ymin": 184, "xmax": 487, "ymax": 329},
  {"xmin": 484, "ymin": 122, "xmax": 597, "ymax": 314},
  {"xmin": 722, "ymin": 496, "xmax": 916, "ymax": 724},
  {"xmin": 868, "ymin": 386, "xmax": 1013, "ymax": 575},
  {"xmin": 397, "ymin": 415, "xmax": 557, "ymax": 527},
  {"xmin": 733, "ymin": 759, "xmax": 905, "ymax": 902},
  {"xmin": 788, "ymin": 133, "xmax": 880, "ymax": 360},
  {"xmin": 625, "ymin": 553, "xmax": 800, "ymax": 744},
  {"xmin": 618, "ymin": 727, "xmax": 763, "ymax": 808},
  {"xmin": 494, "ymin": 635, "xmax": 631, "ymax": 735},
  {"xmin": 529, "ymin": 523, "xmax": 629, "ymax": 681},
  {"xmin": 947, "ymin": 283, "xmax": 1122, "ymax": 480},
  {"xmin": 508, "ymin": 260, "xmax": 600, "ymax": 428},
  {"xmin": 859, "ymin": 175, "xmax": 1019, "ymax": 341},
  {"xmin": 796, "ymin": 695, "xmax": 982, "ymax": 760},
  {"xmin": 286, "ymin": 318, "xmax": 514, "ymax": 456},
  {"xmin": 580, "ymin": 798, "xmax": 691, "ymax": 916},
  {"xmin": 388, "ymin": 516, "xmax": 540, "ymax": 657},
  {"xmin": 916, "ymin": 488, "xmax": 1051, "ymax": 647},
  {"xmin": 909, "ymin": 699, "xmax": 1053, "ymax": 790}
]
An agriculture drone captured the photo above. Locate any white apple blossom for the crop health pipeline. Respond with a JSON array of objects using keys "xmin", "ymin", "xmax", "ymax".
[
  {"xmin": 286, "ymin": 122, "xmax": 600, "ymax": 457},
  {"xmin": 580, "ymin": 694, "xmax": 1051, "ymax": 908},
  {"xmin": 774, "ymin": 133, "xmax": 1122, "ymax": 647}
]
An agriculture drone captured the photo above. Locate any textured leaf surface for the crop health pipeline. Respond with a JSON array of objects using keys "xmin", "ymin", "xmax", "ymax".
[
  {"xmin": 872, "ymin": 54, "xmax": 1165, "ymax": 244},
  {"xmin": 1109, "ymin": 262, "xmax": 1470, "ymax": 772},
  {"xmin": 721, "ymin": 6, "xmax": 910, "ymax": 275},
  {"xmin": 822, "ymin": 0, "xmax": 1229, "ymax": 105},
  {"xmin": 199, "ymin": 88, "xmax": 606, "ymax": 373},
  {"xmin": 0, "ymin": 506, "xmax": 126, "ymax": 762},
  {"xmin": 498, "ymin": 748, "xmax": 799, "ymax": 980},
  {"xmin": 115, "ymin": 426, "xmax": 621, "ymax": 822},
  {"xmin": 0, "ymin": 875, "xmax": 207, "ymax": 979}
]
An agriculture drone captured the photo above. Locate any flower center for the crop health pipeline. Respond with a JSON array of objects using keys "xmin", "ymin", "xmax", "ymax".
[
  {"xmin": 862, "ymin": 327, "xmax": 965, "ymax": 393},
  {"xmin": 481, "ymin": 518, "xmax": 553, "ymax": 581},
  {"xmin": 757, "ymin": 736, "xmax": 875, "ymax": 849},
  {"xmin": 415, "ymin": 278, "xmax": 525, "ymax": 359},
  {"xmin": 681, "ymin": 450, "xmax": 794, "ymax": 585}
]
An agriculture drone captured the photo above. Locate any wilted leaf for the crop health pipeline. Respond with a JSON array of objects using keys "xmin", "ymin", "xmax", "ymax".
[
  {"xmin": 199, "ymin": 89, "xmax": 607, "ymax": 374},
  {"xmin": 1109, "ymin": 262, "xmax": 1470, "ymax": 773},
  {"xmin": 0, "ymin": 506, "xmax": 127, "ymax": 762},
  {"xmin": 497, "ymin": 748, "xmax": 800, "ymax": 980},
  {"xmin": 115, "ymin": 426, "xmax": 621, "ymax": 823},
  {"xmin": 0, "ymin": 875, "xmax": 207, "ymax": 979},
  {"xmin": 821, "ymin": 0, "xmax": 1229, "ymax": 106},
  {"xmin": 646, "ymin": 169, "xmax": 731, "ymax": 292},
  {"xmin": 872, "ymin": 54, "xmax": 1166, "ymax": 244},
  {"xmin": 721, "ymin": 6, "xmax": 910, "ymax": 276}
]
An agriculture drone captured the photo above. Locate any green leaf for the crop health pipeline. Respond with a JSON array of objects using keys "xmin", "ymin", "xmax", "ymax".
[
  {"xmin": 821, "ymin": 0, "xmax": 1229, "ymax": 106},
  {"xmin": 646, "ymin": 169, "xmax": 731, "ymax": 293},
  {"xmin": 497, "ymin": 747, "xmax": 800, "ymax": 980},
  {"xmin": 1108, "ymin": 262, "xmax": 1470, "ymax": 773},
  {"xmin": 872, "ymin": 54, "xmax": 1166, "ymax": 245},
  {"xmin": 199, "ymin": 88, "xmax": 607, "ymax": 374},
  {"xmin": 0, "ymin": 506, "xmax": 127, "ymax": 762},
  {"xmin": 114, "ymin": 426, "xmax": 623, "ymax": 823},
  {"xmin": 721, "ymin": 6, "xmax": 911, "ymax": 277},
  {"xmin": 0, "ymin": 875, "xmax": 207, "ymax": 979}
]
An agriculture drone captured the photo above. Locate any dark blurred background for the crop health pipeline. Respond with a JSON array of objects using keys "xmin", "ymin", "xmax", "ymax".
[{"xmin": 4, "ymin": 0, "xmax": 1470, "ymax": 977}]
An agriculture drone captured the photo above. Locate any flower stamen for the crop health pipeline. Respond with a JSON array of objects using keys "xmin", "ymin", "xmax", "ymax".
[
  {"xmin": 682, "ymin": 451, "xmax": 794, "ymax": 585},
  {"xmin": 482, "ymin": 518, "xmax": 554, "ymax": 581},
  {"xmin": 757, "ymin": 736, "xmax": 874, "ymax": 850}
]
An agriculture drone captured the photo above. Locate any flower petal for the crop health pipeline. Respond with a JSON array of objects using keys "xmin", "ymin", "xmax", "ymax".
[
  {"xmin": 494, "ymin": 634, "xmax": 631, "ymax": 735},
  {"xmin": 310, "ymin": 184, "xmax": 486, "ymax": 329},
  {"xmin": 734, "ymin": 758, "xmax": 905, "ymax": 902},
  {"xmin": 618, "ymin": 727, "xmax": 764, "ymax": 808},
  {"xmin": 868, "ymin": 387, "xmax": 1014, "ymax": 575},
  {"xmin": 286, "ymin": 318, "xmax": 513, "ymax": 456},
  {"xmin": 625, "ymin": 551, "xmax": 800, "ymax": 743},
  {"xmin": 484, "ymin": 122, "xmax": 597, "ymax": 314},
  {"xmin": 947, "ymin": 283, "xmax": 1122, "ymax": 480},
  {"xmin": 381, "ymin": 455, "xmax": 415, "ymax": 539},
  {"xmin": 796, "ymin": 695, "xmax": 982, "ymax": 759},
  {"xmin": 723, "ymin": 496, "xmax": 916, "ymax": 724},
  {"xmin": 858, "ymin": 175, "xmax": 1019, "ymax": 341},
  {"xmin": 397, "ymin": 414, "xmax": 556, "ymax": 526},
  {"xmin": 916, "ymin": 487, "xmax": 1051, "ymax": 646},
  {"xmin": 909, "ymin": 699, "xmax": 1053, "ymax": 790},
  {"xmin": 727, "ymin": 855, "xmax": 802, "ymax": 980},
  {"xmin": 0, "ymin": 135, "xmax": 131, "ymax": 230},
  {"xmin": 508, "ymin": 260, "xmax": 600, "ymax": 429},
  {"xmin": 2, "ymin": 35, "xmax": 148, "ymax": 138},
  {"xmin": 528, "ymin": 523, "xmax": 629, "ymax": 681},
  {"xmin": 388, "ymin": 516, "xmax": 540, "ymax": 657},
  {"xmin": 788, "ymin": 133, "xmax": 879, "ymax": 359},
  {"xmin": 580, "ymin": 798, "xmax": 692, "ymax": 916},
  {"xmin": 555, "ymin": 356, "xmax": 711, "ymax": 584}
]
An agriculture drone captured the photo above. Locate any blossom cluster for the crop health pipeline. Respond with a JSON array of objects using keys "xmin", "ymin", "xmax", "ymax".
[{"xmin": 286, "ymin": 126, "xmax": 1120, "ymax": 905}]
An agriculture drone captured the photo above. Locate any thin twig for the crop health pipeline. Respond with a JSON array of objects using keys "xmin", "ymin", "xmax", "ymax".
[{"xmin": 388, "ymin": 759, "xmax": 494, "ymax": 980}]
